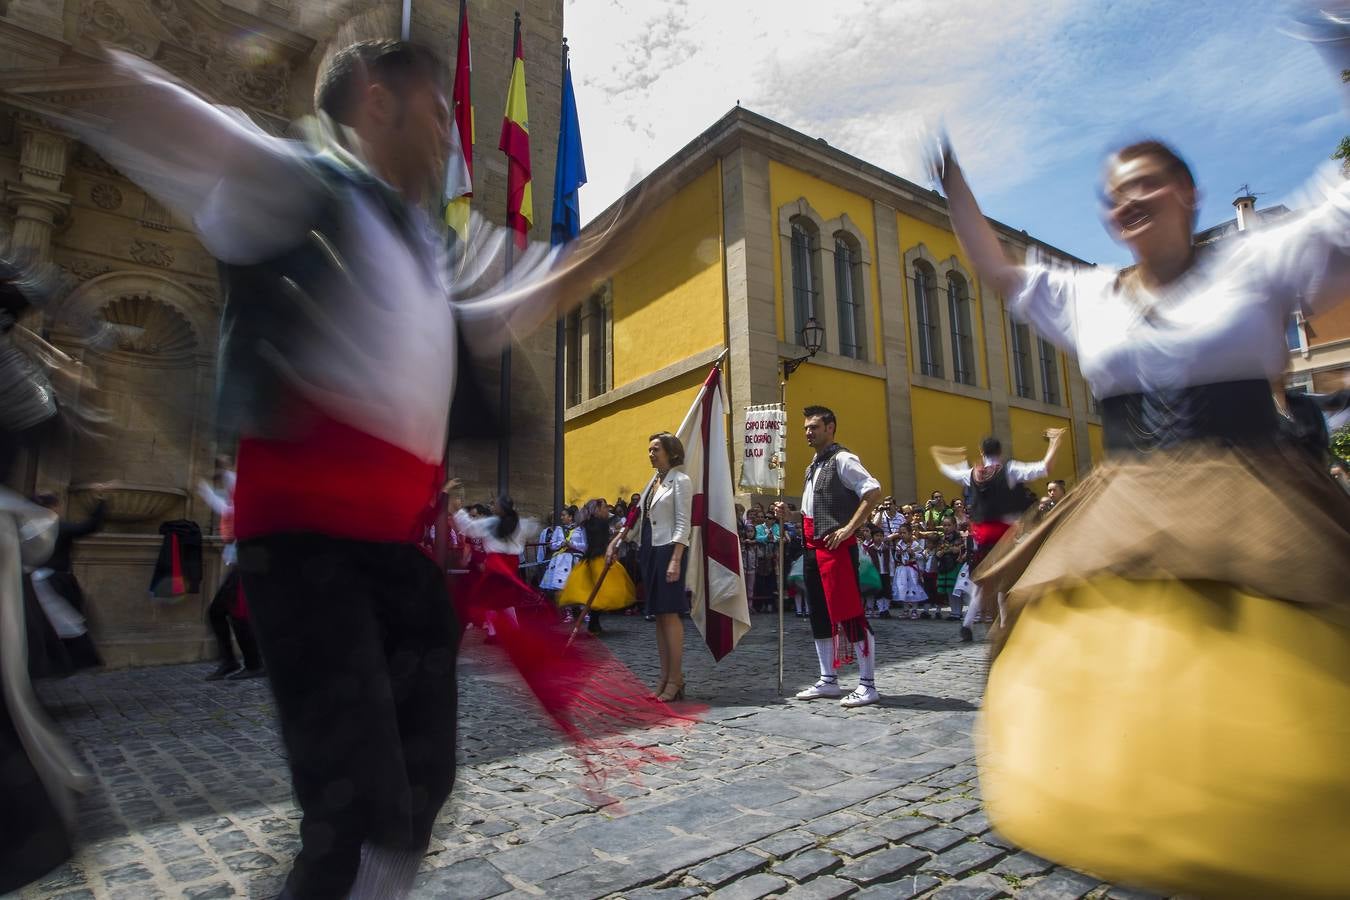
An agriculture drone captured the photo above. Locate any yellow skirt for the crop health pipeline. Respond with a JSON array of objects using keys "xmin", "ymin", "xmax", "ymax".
[
  {"xmin": 982, "ymin": 576, "xmax": 1350, "ymax": 899},
  {"xmin": 556, "ymin": 557, "xmax": 637, "ymax": 612}
]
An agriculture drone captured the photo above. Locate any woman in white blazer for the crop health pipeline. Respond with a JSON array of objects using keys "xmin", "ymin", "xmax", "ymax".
[{"xmin": 612, "ymin": 432, "xmax": 692, "ymax": 702}]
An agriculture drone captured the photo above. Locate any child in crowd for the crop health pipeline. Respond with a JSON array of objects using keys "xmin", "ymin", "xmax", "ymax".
[
  {"xmin": 934, "ymin": 516, "xmax": 967, "ymax": 623},
  {"xmin": 892, "ymin": 524, "xmax": 928, "ymax": 614}
]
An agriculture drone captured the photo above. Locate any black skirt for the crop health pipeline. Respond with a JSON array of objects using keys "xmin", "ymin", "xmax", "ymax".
[{"xmin": 639, "ymin": 520, "xmax": 689, "ymax": 615}]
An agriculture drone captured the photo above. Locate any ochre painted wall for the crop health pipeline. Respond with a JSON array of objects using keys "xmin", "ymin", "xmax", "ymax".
[
  {"xmin": 897, "ymin": 213, "xmax": 990, "ymax": 386},
  {"xmin": 768, "ymin": 162, "xmax": 883, "ymax": 361},
  {"xmin": 1007, "ymin": 407, "xmax": 1076, "ymax": 493},
  {"xmin": 781, "ymin": 364, "xmax": 892, "ymax": 499},
  {"xmin": 611, "ymin": 166, "xmax": 725, "ymax": 386},
  {"xmin": 1088, "ymin": 423, "xmax": 1105, "ymax": 468},
  {"xmin": 563, "ymin": 368, "xmax": 710, "ymax": 504},
  {"xmin": 908, "ymin": 386, "xmax": 993, "ymax": 501}
]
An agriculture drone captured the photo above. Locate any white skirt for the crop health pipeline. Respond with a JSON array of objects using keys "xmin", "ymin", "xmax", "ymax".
[
  {"xmin": 893, "ymin": 565, "xmax": 928, "ymax": 604},
  {"xmin": 951, "ymin": 563, "xmax": 974, "ymax": 601},
  {"xmin": 540, "ymin": 552, "xmax": 578, "ymax": 592}
]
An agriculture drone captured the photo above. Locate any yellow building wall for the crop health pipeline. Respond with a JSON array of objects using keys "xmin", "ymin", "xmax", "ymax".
[
  {"xmin": 1088, "ymin": 423, "xmax": 1105, "ymax": 468},
  {"xmin": 610, "ymin": 166, "xmax": 725, "ymax": 386},
  {"xmin": 768, "ymin": 162, "xmax": 883, "ymax": 361},
  {"xmin": 896, "ymin": 213, "xmax": 991, "ymax": 386},
  {"xmin": 1007, "ymin": 407, "xmax": 1076, "ymax": 492},
  {"xmin": 908, "ymin": 387, "xmax": 993, "ymax": 501},
  {"xmin": 563, "ymin": 368, "xmax": 711, "ymax": 504},
  {"xmin": 782, "ymin": 365, "xmax": 891, "ymax": 498}
]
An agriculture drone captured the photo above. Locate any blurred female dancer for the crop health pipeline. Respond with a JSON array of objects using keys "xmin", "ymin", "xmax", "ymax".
[{"xmin": 932, "ymin": 14, "xmax": 1350, "ymax": 896}]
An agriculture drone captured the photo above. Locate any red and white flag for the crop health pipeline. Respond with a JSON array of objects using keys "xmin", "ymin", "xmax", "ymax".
[{"xmin": 671, "ymin": 363, "xmax": 751, "ymax": 660}]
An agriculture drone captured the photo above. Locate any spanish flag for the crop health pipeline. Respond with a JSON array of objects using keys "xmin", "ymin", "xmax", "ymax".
[
  {"xmin": 444, "ymin": 0, "xmax": 474, "ymax": 244},
  {"xmin": 499, "ymin": 12, "xmax": 532, "ymax": 250}
]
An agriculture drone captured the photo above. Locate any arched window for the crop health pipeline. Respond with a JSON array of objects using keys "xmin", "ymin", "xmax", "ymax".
[
  {"xmin": 946, "ymin": 272, "xmax": 976, "ymax": 385},
  {"xmin": 1038, "ymin": 337, "xmax": 1061, "ymax": 405},
  {"xmin": 912, "ymin": 261, "xmax": 942, "ymax": 377},
  {"xmin": 834, "ymin": 233, "xmax": 866, "ymax": 360},
  {"xmin": 789, "ymin": 217, "xmax": 820, "ymax": 347}
]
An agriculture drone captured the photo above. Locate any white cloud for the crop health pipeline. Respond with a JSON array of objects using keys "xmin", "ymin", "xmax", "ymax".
[{"xmin": 564, "ymin": 0, "xmax": 1342, "ymax": 248}]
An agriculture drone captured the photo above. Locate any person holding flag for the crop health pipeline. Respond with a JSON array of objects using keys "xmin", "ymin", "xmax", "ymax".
[
  {"xmin": 616, "ymin": 433, "xmax": 693, "ymax": 702},
  {"xmin": 774, "ymin": 406, "xmax": 884, "ymax": 708}
]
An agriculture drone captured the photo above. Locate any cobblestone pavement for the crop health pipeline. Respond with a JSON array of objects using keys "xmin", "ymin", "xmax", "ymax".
[{"xmin": 15, "ymin": 614, "xmax": 1157, "ymax": 900}]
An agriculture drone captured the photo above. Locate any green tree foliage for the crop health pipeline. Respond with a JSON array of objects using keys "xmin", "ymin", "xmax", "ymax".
[{"xmin": 1332, "ymin": 425, "xmax": 1350, "ymax": 463}]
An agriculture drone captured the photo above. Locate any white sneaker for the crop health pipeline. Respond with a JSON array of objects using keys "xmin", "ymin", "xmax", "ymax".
[
  {"xmin": 840, "ymin": 685, "xmax": 880, "ymax": 708},
  {"xmin": 794, "ymin": 679, "xmax": 843, "ymax": 700}
]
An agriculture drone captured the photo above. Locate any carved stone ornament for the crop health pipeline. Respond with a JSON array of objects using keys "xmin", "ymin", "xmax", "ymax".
[
  {"xmin": 129, "ymin": 239, "xmax": 174, "ymax": 268},
  {"xmin": 79, "ymin": 0, "xmax": 129, "ymax": 41},
  {"xmin": 91, "ymin": 183, "xmax": 123, "ymax": 210},
  {"xmin": 62, "ymin": 258, "xmax": 115, "ymax": 282}
]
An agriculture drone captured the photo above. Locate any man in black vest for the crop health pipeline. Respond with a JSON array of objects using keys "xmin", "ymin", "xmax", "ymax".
[
  {"xmin": 774, "ymin": 406, "xmax": 883, "ymax": 708},
  {"xmin": 934, "ymin": 430, "xmax": 1064, "ymax": 641}
]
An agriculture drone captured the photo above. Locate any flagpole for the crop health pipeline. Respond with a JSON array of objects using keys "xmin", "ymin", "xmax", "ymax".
[
  {"xmin": 400, "ymin": 0, "xmax": 412, "ymax": 39},
  {"xmin": 777, "ymin": 373, "xmax": 787, "ymax": 696},
  {"xmin": 498, "ymin": 10, "xmax": 524, "ymax": 498},
  {"xmin": 552, "ymin": 37, "xmax": 569, "ymax": 525}
]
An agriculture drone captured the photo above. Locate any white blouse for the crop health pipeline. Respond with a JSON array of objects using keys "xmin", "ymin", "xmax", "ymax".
[{"xmin": 1013, "ymin": 168, "xmax": 1350, "ymax": 399}]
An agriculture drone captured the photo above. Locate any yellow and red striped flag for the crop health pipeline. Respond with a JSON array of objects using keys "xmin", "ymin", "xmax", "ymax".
[
  {"xmin": 444, "ymin": 0, "xmax": 474, "ymax": 243},
  {"xmin": 498, "ymin": 12, "xmax": 532, "ymax": 250}
]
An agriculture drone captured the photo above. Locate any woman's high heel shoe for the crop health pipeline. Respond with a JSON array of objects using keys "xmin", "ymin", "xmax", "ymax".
[
  {"xmin": 650, "ymin": 678, "xmax": 668, "ymax": 700},
  {"xmin": 657, "ymin": 676, "xmax": 684, "ymax": 703}
]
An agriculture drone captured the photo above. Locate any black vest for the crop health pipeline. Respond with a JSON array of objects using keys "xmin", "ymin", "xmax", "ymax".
[
  {"xmin": 215, "ymin": 158, "xmax": 499, "ymax": 444},
  {"xmin": 805, "ymin": 444, "xmax": 861, "ymax": 535},
  {"xmin": 968, "ymin": 463, "xmax": 1035, "ymax": 523}
]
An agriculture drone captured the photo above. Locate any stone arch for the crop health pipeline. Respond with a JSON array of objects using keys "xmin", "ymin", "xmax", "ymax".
[{"xmin": 52, "ymin": 270, "xmax": 218, "ymax": 356}]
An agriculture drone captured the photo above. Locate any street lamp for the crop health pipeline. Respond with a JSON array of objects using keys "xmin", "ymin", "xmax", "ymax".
[{"xmin": 783, "ymin": 316, "xmax": 824, "ymax": 380}]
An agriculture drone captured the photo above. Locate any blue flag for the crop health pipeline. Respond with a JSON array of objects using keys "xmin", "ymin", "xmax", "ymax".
[{"xmin": 550, "ymin": 53, "xmax": 587, "ymax": 245}]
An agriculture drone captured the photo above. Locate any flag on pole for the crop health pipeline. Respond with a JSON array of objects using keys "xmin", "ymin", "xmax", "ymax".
[
  {"xmin": 550, "ymin": 39, "xmax": 586, "ymax": 245},
  {"xmin": 444, "ymin": 0, "xmax": 474, "ymax": 243},
  {"xmin": 499, "ymin": 12, "xmax": 532, "ymax": 250},
  {"xmin": 672, "ymin": 362, "xmax": 751, "ymax": 661}
]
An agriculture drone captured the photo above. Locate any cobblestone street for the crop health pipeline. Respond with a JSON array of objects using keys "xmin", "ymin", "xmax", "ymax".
[{"xmin": 15, "ymin": 615, "xmax": 1151, "ymax": 900}]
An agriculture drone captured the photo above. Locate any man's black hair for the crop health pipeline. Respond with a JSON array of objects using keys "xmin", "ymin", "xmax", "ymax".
[
  {"xmin": 980, "ymin": 436, "xmax": 1002, "ymax": 458},
  {"xmin": 316, "ymin": 39, "xmax": 448, "ymax": 126},
  {"xmin": 1050, "ymin": 479, "xmax": 1067, "ymax": 489},
  {"xmin": 803, "ymin": 405, "xmax": 836, "ymax": 427},
  {"xmin": 494, "ymin": 495, "xmax": 520, "ymax": 541}
]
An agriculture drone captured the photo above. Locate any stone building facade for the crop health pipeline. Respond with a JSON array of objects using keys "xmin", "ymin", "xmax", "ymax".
[{"xmin": 0, "ymin": 0, "xmax": 565, "ymax": 665}]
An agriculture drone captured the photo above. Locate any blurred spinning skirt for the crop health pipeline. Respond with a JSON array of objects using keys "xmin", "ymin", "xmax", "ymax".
[
  {"xmin": 557, "ymin": 557, "xmax": 637, "ymax": 612},
  {"xmin": 981, "ymin": 575, "xmax": 1350, "ymax": 899}
]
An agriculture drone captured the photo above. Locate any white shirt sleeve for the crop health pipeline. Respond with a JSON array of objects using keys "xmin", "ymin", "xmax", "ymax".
[
  {"xmin": 937, "ymin": 461, "xmax": 974, "ymax": 486},
  {"xmin": 1006, "ymin": 458, "xmax": 1049, "ymax": 484},
  {"xmin": 1252, "ymin": 165, "xmax": 1350, "ymax": 316},
  {"xmin": 452, "ymin": 509, "xmax": 498, "ymax": 540},
  {"xmin": 833, "ymin": 453, "xmax": 881, "ymax": 498},
  {"xmin": 67, "ymin": 51, "xmax": 323, "ymax": 265},
  {"xmin": 1010, "ymin": 262, "xmax": 1081, "ymax": 353}
]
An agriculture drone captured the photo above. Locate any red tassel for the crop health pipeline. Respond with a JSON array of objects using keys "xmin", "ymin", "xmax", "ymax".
[
  {"xmin": 468, "ymin": 599, "xmax": 699, "ymax": 806},
  {"xmin": 171, "ymin": 532, "xmax": 185, "ymax": 595}
]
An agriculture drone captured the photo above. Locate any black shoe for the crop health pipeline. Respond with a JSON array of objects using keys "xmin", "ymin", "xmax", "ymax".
[
  {"xmin": 207, "ymin": 662, "xmax": 241, "ymax": 681},
  {"xmin": 225, "ymin": 666, "xmax": 266, "ymax": 681},
  {"xmin": 878, "ymin": 610, "xmax": 891, "ymax": 619},
  {"xmin": 959, "ymin": 626, "xmax": 974, "ymax": 643},
  {"xmin": 588, "ymin": 622, "xmax": 603, "ymax": 635},
  {"xmin": 644, "ymin": 614, "xmax": 655, "ymax": 622}
]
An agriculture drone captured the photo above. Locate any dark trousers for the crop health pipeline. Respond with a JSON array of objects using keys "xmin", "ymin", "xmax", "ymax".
[
  {"xmin": 207, "ymin": 568, "xmax": 261, "ymax": 670},
  {"xmin": 239, "ymin": 535, "xmax": 459, "ymax": 900}
]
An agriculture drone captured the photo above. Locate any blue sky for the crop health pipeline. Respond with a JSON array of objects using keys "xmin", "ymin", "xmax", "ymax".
[{"xmin": 565, "ymin": 0, "xmax": 1345, "ymax": 266}]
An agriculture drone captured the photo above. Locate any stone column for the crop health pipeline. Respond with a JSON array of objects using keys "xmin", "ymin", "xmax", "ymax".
[
  {"xmin": 7, "ymin": 119, "xmax": 72, "ymax": 263},
  {"xmin": 722, "ymin": 146, "xmax": 783, "ymax": 505},
  {"xmin": 875, "ymin": 202, "xmax": 917, "ymax": 499}
]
